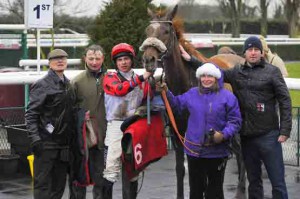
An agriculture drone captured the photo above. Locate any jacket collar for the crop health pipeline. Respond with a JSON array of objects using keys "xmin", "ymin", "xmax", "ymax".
[
  {"xmin": 48, "ymin": 69, "xmax": 69, "ymax": 84},
  {"xmin": 242, "ymin": 58, "xmax": 266, "ymax": 69},
  {"xmin": 86, "ymin": 66, "xmax": 106, "ymax": 78}
]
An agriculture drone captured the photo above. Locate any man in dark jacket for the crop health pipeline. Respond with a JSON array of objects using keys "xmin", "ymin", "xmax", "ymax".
[
  {"xmin": 25, "ymin": 49, "xmax": 76, "ymax": 199},
  {"xmin": 180, "ymin": 36, "xmax": 291, "ymax": 199},
  {"xmin": 70, "ymin": 44, "xmax": 107, "ymax": 199}
]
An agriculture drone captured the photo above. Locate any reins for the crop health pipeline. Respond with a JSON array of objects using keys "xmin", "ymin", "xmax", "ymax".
[
  {"xmin": 160, "ymin": 89, "xmax": 200, "ymax": 156},
  {"xmin": 146, "ymin": 20, "xmax": 203, "ymax": 155}
]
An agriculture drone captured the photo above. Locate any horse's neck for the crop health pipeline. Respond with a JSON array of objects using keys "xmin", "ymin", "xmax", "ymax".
[{"xmin": 164, "ymin": 49, "xmax": 193, "ymax": 95}]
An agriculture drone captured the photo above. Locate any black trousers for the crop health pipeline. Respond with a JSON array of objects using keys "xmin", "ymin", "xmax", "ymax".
[
  {"xmin": 187, "ymin": 155, "xmax": 227, "ymax": 199},
  {"xmin": 34, "ymin": 149, "xmax": 69, "ymax": 199},
  {"xmin": 69, "ymin": 147, "xmax": 105, "ymax": 199}
]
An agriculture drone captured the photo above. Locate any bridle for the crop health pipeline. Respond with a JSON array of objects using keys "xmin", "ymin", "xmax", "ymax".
[{"xmin": 149, "ymin": 20, "xmax": 177, "ymax": 66}]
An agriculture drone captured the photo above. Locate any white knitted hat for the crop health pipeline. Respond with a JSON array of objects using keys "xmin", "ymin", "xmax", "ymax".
[{"xmin": 196, "ymin": 63, "xmax": 221, "ymax": 79}]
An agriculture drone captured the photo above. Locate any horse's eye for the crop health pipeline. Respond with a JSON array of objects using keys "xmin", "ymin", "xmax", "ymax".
[{"xmin": 164, "ymin": 29, "xmax": 169, "ymax": 34}]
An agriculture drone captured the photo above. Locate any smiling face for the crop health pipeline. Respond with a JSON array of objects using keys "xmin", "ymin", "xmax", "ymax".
[
  {"xmin": 49, "ymin": 56, "xmax": 67, "ymax": 73},
  {"xmin": 244, "ymin": 47, "xmax": 263, "ymax": 65},
  {"xmin": 200, "ymin": 74, "xmax": 216, "ymax": 88},
  {"xmin": 85, "ymin": 50, "xmax": 104, "ymax": 72}
]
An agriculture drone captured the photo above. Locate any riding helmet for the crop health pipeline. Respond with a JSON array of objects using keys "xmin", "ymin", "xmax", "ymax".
[{"xmin": 111, "ymin": 43, "xmax": 136, "ymax": 62}]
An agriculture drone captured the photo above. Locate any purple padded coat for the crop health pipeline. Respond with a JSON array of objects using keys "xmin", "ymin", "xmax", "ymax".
[{"xmin": 167, "ymin": 76, "xmax": 242, "ymax": 158}]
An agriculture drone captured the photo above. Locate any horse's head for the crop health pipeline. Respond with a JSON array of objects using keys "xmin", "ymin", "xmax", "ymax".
[{"xmin": 140, "ymin": 5, "xmax": 178, "ymax": 72}]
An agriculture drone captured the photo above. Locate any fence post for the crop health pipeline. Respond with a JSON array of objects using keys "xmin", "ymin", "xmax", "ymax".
[
  {"xmin": 297, "ymin": 107, "xmax": 300, "ymax": 166},
  {"xmin": 22, "ymin": 30, "xmax": 30, "ymax": 111}
]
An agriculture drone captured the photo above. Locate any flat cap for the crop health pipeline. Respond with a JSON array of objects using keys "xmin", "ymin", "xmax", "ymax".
[{"xmin": 47, "ymin": 49, "xmax": 68, "ymax": 60}]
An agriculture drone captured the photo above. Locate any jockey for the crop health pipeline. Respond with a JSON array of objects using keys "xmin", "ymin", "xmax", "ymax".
[{"xmin": 102, "ymin": 43, "xmax": 153, "ymax": 199}]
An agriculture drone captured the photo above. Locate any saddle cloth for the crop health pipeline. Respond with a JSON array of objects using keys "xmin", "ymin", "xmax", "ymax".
[{"xmin": 121, "ymin": 113, "xmax": 168, "ymax": 180}]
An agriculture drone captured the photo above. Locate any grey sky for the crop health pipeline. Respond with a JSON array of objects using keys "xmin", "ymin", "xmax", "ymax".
[
  {"xmin": 65, "ymin": 0, "xmax": 217, "ymax": 17},
  {"xmin": 63, "ymin": 0, "xmax": 279, "ymax": 17}
]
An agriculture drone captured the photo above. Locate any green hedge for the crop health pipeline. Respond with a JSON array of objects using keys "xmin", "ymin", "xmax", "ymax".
[
  {"xmin": 185, "ymin": 19, "xmax": 289, "ymax": 35},
  {"xmin": 197, "ymin": 45, "xmax": 300, "ymax": 61}
]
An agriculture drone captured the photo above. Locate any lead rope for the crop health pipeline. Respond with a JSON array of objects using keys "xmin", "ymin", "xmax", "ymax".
[
  {"xmin": 147, "ymin": 82, "xmax": 151, "ymax": 125},
  {"xmin": 160, "ymin": 89, "xmax": 200, "ymax": 156}
]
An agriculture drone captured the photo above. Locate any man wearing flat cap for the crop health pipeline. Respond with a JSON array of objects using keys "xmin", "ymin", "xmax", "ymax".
[
  {"xmin": 26, "ymin": 49, "xmax": 77, "ymax": 198},
  {"xmin": 179, "ymin": 36, "xmax": 292, "ymax": 199}
]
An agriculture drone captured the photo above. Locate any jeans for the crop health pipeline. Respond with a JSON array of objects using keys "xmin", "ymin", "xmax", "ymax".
[{"xmin": 241, "ymin": 130, "xmax": 288, "ymax": 199}]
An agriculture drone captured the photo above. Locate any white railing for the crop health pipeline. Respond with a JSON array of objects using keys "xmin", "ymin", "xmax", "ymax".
[
  {"xmin": 0, "ymin": 68, "xmax": 163, "ymax": 85},
  {"xmin": 2, "ymin": 32, "xmax": 300, "ymax": 48},
  {"xmin": 0, "ymin": 69, "xmax": 299, "ymax": 91},
  {"xmin": 19, "ymin": 59, "xmax": 81, "ymax": 67},
  {"xmin": 183, "ymin": 33, "xmax": 300, "ymax": 46}
]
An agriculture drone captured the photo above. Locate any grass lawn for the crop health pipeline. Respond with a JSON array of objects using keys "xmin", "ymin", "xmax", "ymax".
[{"xmin": 286, "ymin": 62, "xmax": 300, "ymax": 107}]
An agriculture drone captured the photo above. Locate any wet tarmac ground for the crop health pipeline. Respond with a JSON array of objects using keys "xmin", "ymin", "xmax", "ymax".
[{"xmin": 1, "ymin": 150, "xmax": 300, "ymax": 199}]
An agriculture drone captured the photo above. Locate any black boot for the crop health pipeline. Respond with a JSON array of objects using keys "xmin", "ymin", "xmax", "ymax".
[{"xmin": 103, "ymin": 178, "xmax": 114, "ymax": 199}]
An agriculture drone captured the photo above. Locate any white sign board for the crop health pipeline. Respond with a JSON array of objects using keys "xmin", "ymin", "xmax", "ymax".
[{"xmin": 25, "ymin": 0, "xmax": 54, "ymax": 29}]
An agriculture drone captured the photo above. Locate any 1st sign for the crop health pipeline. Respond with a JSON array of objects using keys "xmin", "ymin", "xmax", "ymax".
[{"xmin": 25, "ymin": 0, "xmax": 54, "ymax": 29}]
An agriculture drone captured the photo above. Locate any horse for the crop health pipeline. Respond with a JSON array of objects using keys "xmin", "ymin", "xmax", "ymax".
[{"xmin": 140, "ymin": 5, "xmax": 245, "ymax": 199}]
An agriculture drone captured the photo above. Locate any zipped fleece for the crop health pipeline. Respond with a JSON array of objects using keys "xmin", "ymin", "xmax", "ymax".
[{"xmin": 71, "ymin": 69, "xmax": 107, "ymax": 149}]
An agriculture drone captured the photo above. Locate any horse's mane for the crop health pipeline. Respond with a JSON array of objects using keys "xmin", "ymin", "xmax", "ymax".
[
  {"xmin": 173, "ymin": 17, "xmax": 240, "ymax": 69},
  {"xmin": 172, "ymin": 17, "xmax": 209, "ymax": 63},
  {"xmin": 151, "ymin": 9, "xmax": 205, "ymax": 61},
  {"xmin": 151, "ymin": 9, "xmax": 234, "ymax": 69}
]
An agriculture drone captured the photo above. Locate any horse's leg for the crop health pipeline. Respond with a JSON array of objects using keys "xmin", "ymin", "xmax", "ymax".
[
  {"xmin": 122, "ymin": 166, "xmax": 138, "ymax": 199},
  {"xmin": 231, "ymin": 134, "xmax": 246, "ymax": 199},
  {"xmin": 171, "ymin": 129, "xmax": 185, "ymax": 199}
]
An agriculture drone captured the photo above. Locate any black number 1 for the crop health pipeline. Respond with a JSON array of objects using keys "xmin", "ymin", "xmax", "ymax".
[{"xmin": 33, "ymin": 5, "xmax": 40, "ymax": 19}]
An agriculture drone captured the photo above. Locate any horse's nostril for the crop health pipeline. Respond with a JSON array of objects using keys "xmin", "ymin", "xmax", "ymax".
[{"xmin": 150, "ymin": 57, "xmax": 156, "ymax": 62}]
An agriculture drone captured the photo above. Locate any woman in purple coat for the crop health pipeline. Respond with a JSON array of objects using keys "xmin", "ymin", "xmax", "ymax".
[{"xmin": 166, "ymin": 63, "xmax": 242, "ymax": 199}]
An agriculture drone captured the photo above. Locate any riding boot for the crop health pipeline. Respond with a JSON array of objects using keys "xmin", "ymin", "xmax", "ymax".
[{"xmin": 103, "ymin": 178, "xmax": 114, "ymax": 199}]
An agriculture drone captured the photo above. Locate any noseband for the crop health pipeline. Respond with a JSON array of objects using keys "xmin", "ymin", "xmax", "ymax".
[{"xmin": 149, "ymin": 20, "xmax": 177, "ymax": 62}]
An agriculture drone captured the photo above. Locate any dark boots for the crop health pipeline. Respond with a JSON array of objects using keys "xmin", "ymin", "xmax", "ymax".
[{"xmin": 103, "ymin": 178, "xmax": 114, "ymax": 199}]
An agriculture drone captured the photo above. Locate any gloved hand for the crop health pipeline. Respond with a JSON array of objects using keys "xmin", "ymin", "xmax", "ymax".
[
  {"xmin": 31, "ymin": 141, "xmax": 43, "ymax": 156},
  {"xmin": 213, "ymin": 131, "xmax": 224, "ymax": 144},
  {"xmin": 156, "ymin": 82, "xmax": 168, "ymax": 92}
]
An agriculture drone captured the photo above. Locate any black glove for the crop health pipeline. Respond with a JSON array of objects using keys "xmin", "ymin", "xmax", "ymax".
[{"xmin": 32, "ymin": 141, "xmax": 43, "ymax": 156}]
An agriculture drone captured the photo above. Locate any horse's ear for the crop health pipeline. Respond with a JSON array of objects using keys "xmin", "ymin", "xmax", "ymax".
[
  {"xmin": 166, "ymin": 4, "xmax": 178, "ymax": 20},
  {"xmin": 147, "ymin": 8, "xmax": 156, "ymax": 19}
]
